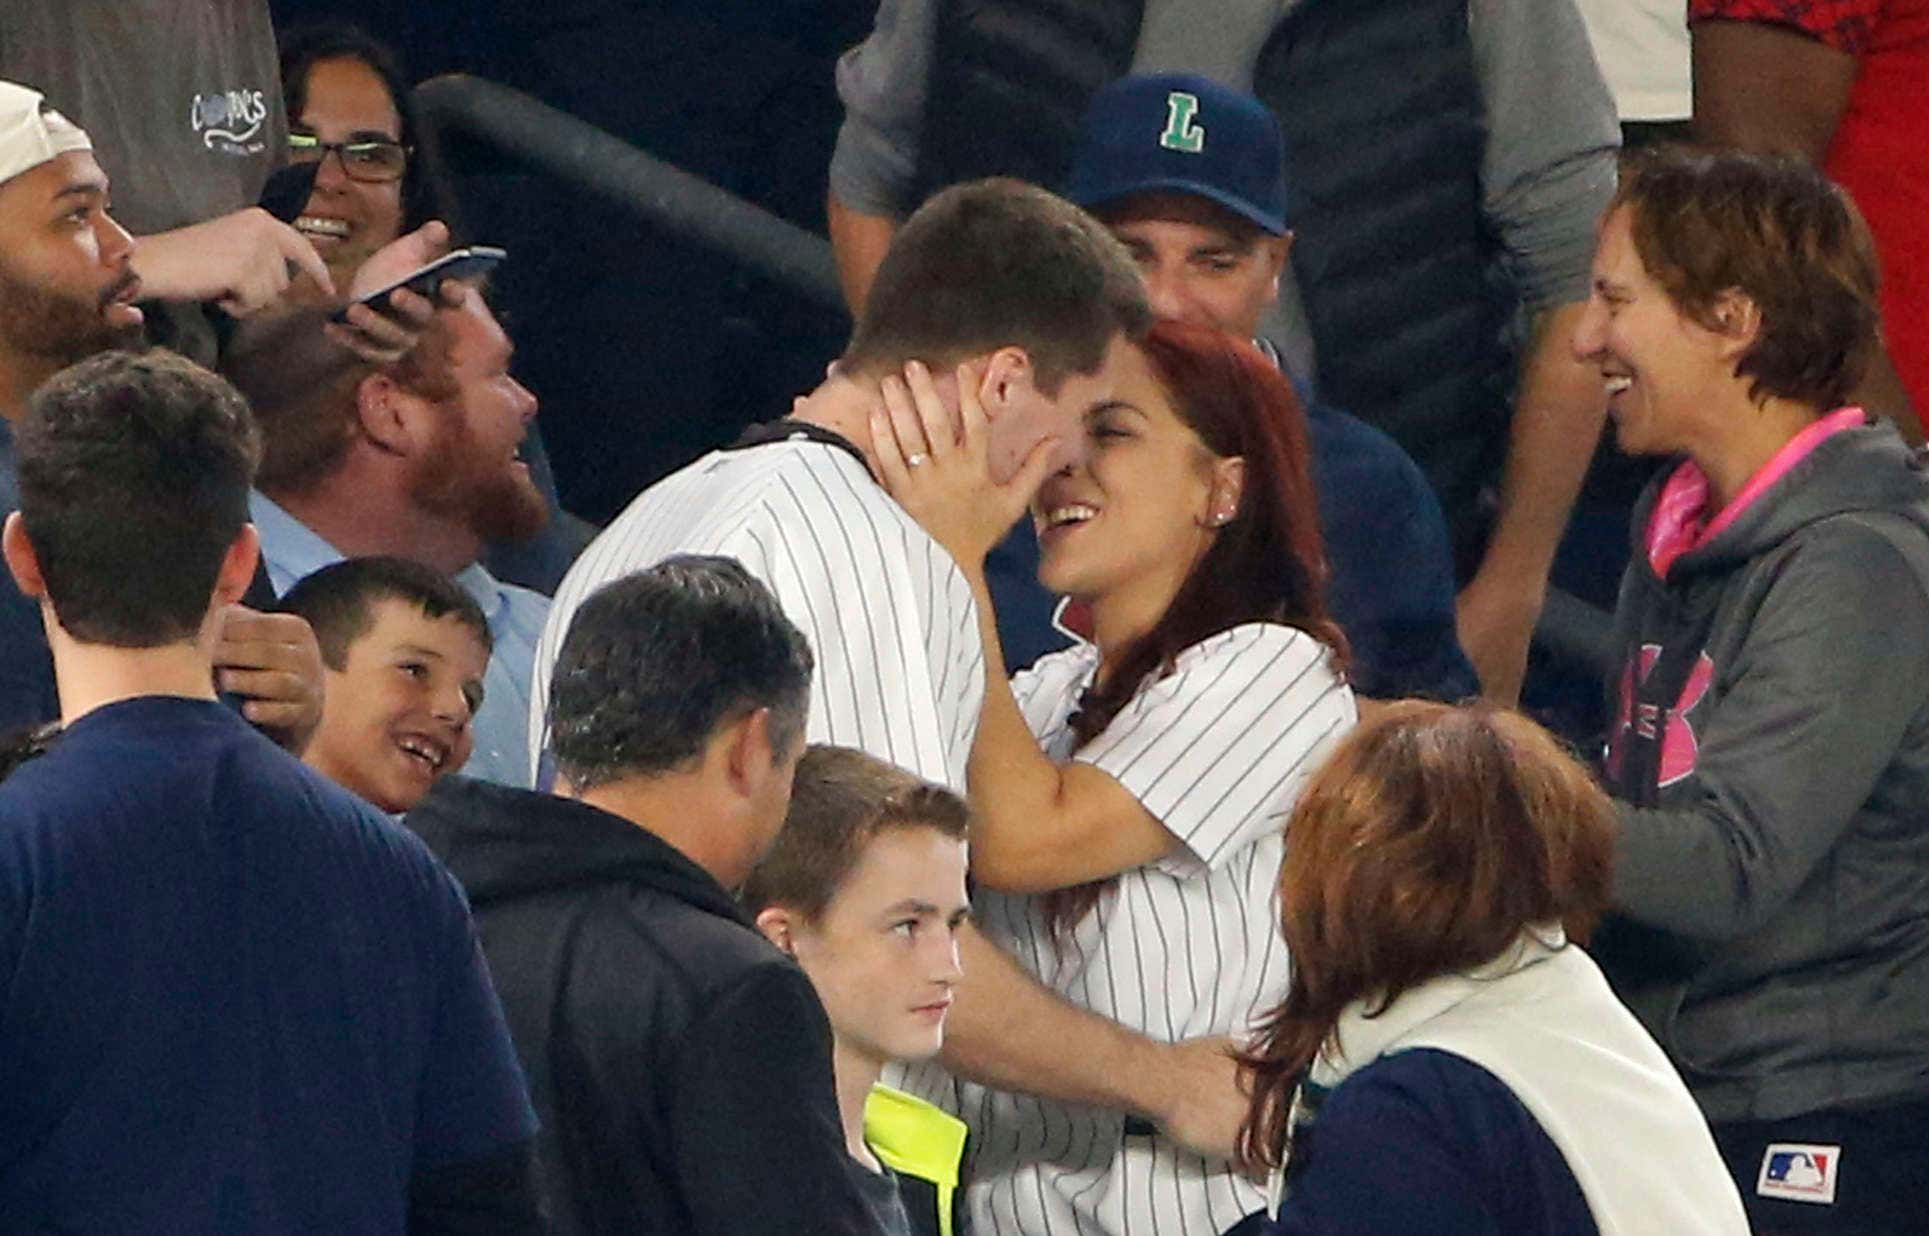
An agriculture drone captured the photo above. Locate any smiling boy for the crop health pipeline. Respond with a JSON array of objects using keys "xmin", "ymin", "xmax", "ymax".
[
  {"xmin": 279, "ymin": 555, "xmax": 490, "ymax": 813},
  {"xmin": 743, "ymin": 745, "xmax": 972, "ymax": 1236}
]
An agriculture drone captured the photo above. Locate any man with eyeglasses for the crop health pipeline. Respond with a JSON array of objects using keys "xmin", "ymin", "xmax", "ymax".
[
  {"xmin": 279, "ymin": 32, "xmax": 418, "ymax": 302},
  {"xmin": 284, "ymin": 129, "xmax": 410, "ymax": 290}
]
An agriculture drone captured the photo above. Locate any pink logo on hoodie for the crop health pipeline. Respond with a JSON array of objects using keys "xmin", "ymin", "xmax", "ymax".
[{"xmin": 1607, "ymin": 645, "xmax": 1716, "ymax": 786}]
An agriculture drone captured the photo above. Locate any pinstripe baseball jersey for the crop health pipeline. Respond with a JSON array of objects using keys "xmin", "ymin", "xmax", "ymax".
[
  {"xmin": 528, "ymin": 430, "xmax": 983, "ymax": 788},
  {"xmin": 897, "ymin": 622, "xmax": 1355, "ymax": 1235}
]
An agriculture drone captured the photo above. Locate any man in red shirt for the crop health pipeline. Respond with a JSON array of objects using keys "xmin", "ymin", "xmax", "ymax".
[{"xmin": 1692, "ymin": 0, "xmax": 1929, "ymax": 441}]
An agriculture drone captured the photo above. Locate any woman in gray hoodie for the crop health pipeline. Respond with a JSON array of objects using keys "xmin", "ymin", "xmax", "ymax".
[{"xmin": 1575, "ymin": 146, "xmax": 1929, "ymax": 1235}]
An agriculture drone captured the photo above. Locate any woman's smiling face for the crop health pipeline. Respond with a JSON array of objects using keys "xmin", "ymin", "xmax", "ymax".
[
  {"xmin": 290, "ymin": 55, "xmax": 407, "ymax": 289},
  {"xmin": 1031, "ymin": 341, "xmax": 1232, "ymax": 616}
]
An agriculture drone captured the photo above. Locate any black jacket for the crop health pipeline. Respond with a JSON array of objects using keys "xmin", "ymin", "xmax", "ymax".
[{"xmin": 407, "ymin": 777, "xmax": 880, "ymax": 1236}]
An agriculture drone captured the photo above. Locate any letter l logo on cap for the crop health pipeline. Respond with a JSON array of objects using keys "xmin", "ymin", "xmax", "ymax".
[{"xmin": 1159, "ymin": 92, "xmax": 1205, "ymax": 154}]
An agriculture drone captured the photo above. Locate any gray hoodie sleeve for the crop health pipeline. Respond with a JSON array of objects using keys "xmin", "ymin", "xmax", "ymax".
[
  {"xmin": 831, "ymin": 0, "xmax": 1622, "ymax": 298},
  {"xmin": 830, "ymin": 0, "xmax": 937, "ymax": 217},
  {"xmin": 1612, "ymin": 527, "xmax": 1929, "ymax": 940},
  {"xmin": 1470, "ymin": 0, "xmax": 1622, "ymax": 314}
]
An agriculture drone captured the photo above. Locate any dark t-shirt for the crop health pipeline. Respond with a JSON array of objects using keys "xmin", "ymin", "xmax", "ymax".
[
  {"xmin": 0, "ymin": 425, "xmax": 56, "ymax": 735},
  {"xmin": 0, "ymin": 0, "xmax": 284, "ymax": 237},
  {"xmin": 0, "ymin": 697, "xmax": 536, "ymax": 1232}
]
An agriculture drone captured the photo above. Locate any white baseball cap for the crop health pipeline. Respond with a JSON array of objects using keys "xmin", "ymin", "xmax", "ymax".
[{"xmin": 0, "ymin": 80, "xmax": 92, "ymax": 188}]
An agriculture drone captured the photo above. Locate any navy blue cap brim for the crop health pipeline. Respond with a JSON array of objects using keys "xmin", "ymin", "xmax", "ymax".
[{"xmin": 1067, "ymin": 175, "xmax": 1288, "ymax": 236}]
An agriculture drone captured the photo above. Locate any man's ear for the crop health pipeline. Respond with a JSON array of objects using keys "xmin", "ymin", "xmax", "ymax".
[
  {"xmin": 1263, "ymin": 232, "xmax": 1293, "ymax": 300},
  {"xmin": 1202, "ymin": 456, "xmax": 1247, "ymax": 528},
  {"xmin": 3, "ymin": 511, "xmax": 46, "ymax": 600},
  {"xmin": 978, "ymin": 346, "xmax": 1036, "ymax": 415},
  {"xmin": 213, "ymin": 524, "xmax": 261, "ymax": 607},
  {"xmin": 1708, "ymin": 288, "xmax": 1763, "ymax": 361},
  {"xmin": 354, "ymin": 372, "xmax": 427, "ymax": 457},
  {"xmin": 754, "ymin": 905, "xmax": 798, "ymax": 956},
  {"xmin": 721, "ymin": 705, "xmax": 778, "ymax": 796}
]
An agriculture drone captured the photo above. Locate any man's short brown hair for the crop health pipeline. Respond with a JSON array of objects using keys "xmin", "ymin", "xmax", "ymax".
[
  {"xmin": 841, "ymin": 178, "xmax": 1152, "ymax": 394},
  {"xmin": 740, "ymin": 745, "xmax": 968, "ymax": 923},
  {"xmin": 1613, "ymin": 147, "xmax": 1881, "ymax": 410},
  {"xmin": 241, "ymin": 308, "xmax": 462, "ymax": 495},
  {"xmin": 16, "ymin": 350, "xmax": 260, "ymax": 646}
]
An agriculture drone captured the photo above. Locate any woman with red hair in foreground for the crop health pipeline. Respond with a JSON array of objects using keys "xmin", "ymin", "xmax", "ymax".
[{"xmin": 1233, "ymin": 701, "xmax": 1747, "ymax": 1235}]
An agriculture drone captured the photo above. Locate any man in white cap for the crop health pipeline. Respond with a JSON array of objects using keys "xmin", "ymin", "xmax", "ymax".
[{"xmin": 0, "ymin": 83, "xmax": 326, "ymax": 744}]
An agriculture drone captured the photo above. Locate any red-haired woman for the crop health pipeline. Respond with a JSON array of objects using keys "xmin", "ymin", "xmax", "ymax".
[
  {"xmin": 1234, "ymin": 701, "xmax": 1747, "ymax": 1235},
  {"xmin": 871, "ymin": 318, "xmax": 1356, "ymax": 1233}
]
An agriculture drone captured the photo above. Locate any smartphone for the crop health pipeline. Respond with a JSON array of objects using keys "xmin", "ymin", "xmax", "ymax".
[{"xmin": 331, "ymin": 245, "xmax": 506, "ymax": 323}]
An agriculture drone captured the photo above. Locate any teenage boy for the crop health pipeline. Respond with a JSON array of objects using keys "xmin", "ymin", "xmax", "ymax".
[
  {"xmin": 0, "ymin": 349, "xmax": 539, "ymax": 1232},
  {"xmin": 743, "ymin": 745, "xmax": 973, "ymax": 1236},
  {"xmin": 279, "ymin": 555, "xmax": 491, "ymax": 813}
]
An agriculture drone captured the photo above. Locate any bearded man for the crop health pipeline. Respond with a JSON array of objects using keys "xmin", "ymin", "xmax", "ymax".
[
  {"xmin": 0, "ymin": 81, "xmax": 335, "ymax": 747},
  {"xmin": 239, "ymin": 283, "xmax": 549, "ymax": 788}
]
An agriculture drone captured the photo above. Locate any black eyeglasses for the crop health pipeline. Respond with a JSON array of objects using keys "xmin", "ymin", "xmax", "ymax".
[{"xmin": 286, "ymin": 133, "xmax": 410, "ymax": 183}]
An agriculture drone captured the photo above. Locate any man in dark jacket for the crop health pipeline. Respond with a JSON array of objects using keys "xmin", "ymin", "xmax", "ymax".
[
  {"xmin": 407, "ymin": 554, "xmax": 885, "ymax": 1236},
  {"xmin": 1576, "ymin": 147, "xmax": 1929, "ymax": 1234}
]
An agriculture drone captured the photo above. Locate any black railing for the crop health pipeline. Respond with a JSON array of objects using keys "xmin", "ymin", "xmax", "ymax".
[{"xmin": 412, "ymin": 74, "xmax": 847, "ymax": 317}]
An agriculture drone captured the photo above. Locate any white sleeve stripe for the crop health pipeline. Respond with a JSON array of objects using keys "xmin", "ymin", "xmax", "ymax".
[
  {"xmin": 1137, "ymin": 656, "xmax": 1325, "ymax": 854},
  {"xmin": 1123, "ymin": 641, "xmax": 1313, "ymax": 807},
  {"xmin": 1191, "ymin": 679, "xmax": 1349, "ymax": 868},
  {"xmin": 1081, "ymin": 630, "xmax": 1266, "ymax": 769},
  {"xmin": 1198, "ymin": 686, "xmax": 1350, "ymax": 865},
  {"xmin": 809, "ymin": 465, "xmax": 922, "ymax": 739},
  {"xmin": 1089, "ymin": 634, "xmax": 1299, "ymax": 800}
]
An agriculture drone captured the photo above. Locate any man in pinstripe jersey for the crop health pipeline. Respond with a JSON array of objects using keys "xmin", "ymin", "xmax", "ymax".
[
  {"xmin": 531, "ymin": 177, "xmax": 1260, "ymax": 1183},
  {"xmin": 531, "ymin": 178, "xmax": 1147, "ymax": 793}
]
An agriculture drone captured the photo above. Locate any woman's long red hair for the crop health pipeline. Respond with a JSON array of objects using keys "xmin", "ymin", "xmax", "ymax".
[{"xmin": 1043, "ymin": 317, "xmax": 1348, "ymax": 938}]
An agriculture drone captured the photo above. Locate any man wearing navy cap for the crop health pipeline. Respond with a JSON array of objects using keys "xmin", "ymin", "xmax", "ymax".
[
  {"xmin": 829, "ymin": 0, "xmax": 1621, "ymax": 705},
  {"xmin": 992, "ymin": 72, "xmax": 1479, "ymax": 702}
]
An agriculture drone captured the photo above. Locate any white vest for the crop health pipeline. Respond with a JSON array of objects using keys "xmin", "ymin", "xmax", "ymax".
[{"xmin": 1270, "ymin": 932, "xmax": 1749, "ymax": 1235}]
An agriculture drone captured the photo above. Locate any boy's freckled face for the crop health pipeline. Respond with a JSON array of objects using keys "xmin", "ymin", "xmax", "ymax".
[
  {"xmin": 790, "ymin": 827, "xmax": 971, "ymax": 1068},
  {"xmin": 303, "ymin": 599, "xmax": 489, "ymax": 814}
]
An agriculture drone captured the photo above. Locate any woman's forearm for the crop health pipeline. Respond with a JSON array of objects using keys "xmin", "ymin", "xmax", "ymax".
[
  {"xmin": 961, "ymin": 565, "xmax": 1069, "ymax": 833},
  {"xmin": 958, "ymin": 566, "xmax": 1181, "ymax": 889}
]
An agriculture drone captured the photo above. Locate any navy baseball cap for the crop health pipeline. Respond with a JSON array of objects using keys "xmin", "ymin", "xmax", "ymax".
[{"xmin": 1064, "ymin": 72, "xmax": 1288, "ymax": 235}]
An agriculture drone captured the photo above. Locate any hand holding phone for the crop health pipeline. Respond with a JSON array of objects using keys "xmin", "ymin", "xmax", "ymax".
[{"xmin": 330, "ymin": 245, "xmax": 505, "ymax": 324}]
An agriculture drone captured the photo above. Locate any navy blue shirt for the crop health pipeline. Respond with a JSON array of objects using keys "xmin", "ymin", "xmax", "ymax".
[
  {"xmin": 0, "ymin": 421, "xmax": 57, "ymax": 734},
  {"xmin": 0, "ymin": 696, "xmax": 537, "ymax": 1232},
  {"xmin": 1229, "ymin": 1049, "xmax": 1596, "ymax": 1236},
  {"xmin": 1303, "ymin": 399, "xmax": 1477, "ymax": 700},
  {"xmin": 988, "ymin": 386, "xmax": 1478, "ymax": 701}
]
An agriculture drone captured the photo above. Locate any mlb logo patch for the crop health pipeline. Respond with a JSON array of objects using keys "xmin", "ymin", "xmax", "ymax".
[{"xmin": 1757, "ymin": 1143, "xmax": 1840, "ymax": 1205}]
